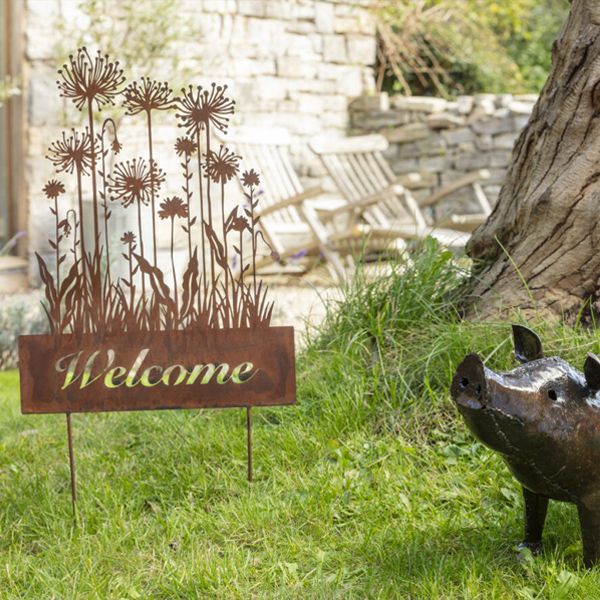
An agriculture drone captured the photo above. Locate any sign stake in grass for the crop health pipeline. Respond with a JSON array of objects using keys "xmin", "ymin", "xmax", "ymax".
[
  {"xmin": 65, "ymin": 413, "xmax": 77, "ymax": 520},
  {"xmin": 19, "ymin": 48, "xmax": 296, "ymax": 514}
]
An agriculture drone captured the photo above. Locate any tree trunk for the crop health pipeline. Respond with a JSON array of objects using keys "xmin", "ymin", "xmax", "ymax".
[{"xmin": 467, "ymin": 0, "xmax": 600, "ymax": 321}]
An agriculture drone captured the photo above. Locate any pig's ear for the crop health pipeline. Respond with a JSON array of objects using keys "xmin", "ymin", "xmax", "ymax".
[
  {"xmin": 512, "ymin": 324, "xmax": 544, "ymax": 363},
  {"xmin": 584, "ymin": 353, "xmax": 600, "ymax": 391}
]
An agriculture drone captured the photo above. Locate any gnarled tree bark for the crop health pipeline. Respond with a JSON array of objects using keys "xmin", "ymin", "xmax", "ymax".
[{"xmin": 468, "ymin": 0, "xmax": 600, "ymax": 321}]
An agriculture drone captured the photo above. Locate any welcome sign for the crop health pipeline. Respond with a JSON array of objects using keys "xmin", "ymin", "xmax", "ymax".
[
  {"xmin": 19, "ymin": 328, "xmax": 295, "ymax": 414},
  {"xmin": 18, "ymin": 47, "xmax": 296, "ymax": 501}
]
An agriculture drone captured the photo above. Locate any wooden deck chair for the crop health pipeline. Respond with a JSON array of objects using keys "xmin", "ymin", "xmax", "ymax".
[
  {"xmin": 225, "ymin": 126, "xmax": 410, "ymax": 281},
  {"xmin": 419, "ymin": 169, "xmax": 492, "ymax": 232},
  {"xmin": 223, "ymin": 125, "xmax": 348, "ymax": 279},
  {"xmin": 309, "ymin": 134, "xmax": 489, "ymax": 248}
]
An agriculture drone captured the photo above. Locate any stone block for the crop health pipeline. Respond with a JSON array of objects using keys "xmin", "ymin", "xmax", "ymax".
[
  {"xmin": 286, "ymin": 21, "xmax": 316, "ymax": 34},
  {"xmin": 285, "ymin": 33, "xmax": 319, "ymax": 58},
  {"xmin": 460, "ymin": 143, "xmax": 479, "ymax": 157},
  {"xmin": 473, "ymin": 93, "xmax": 496, "ymax": 115},
  {"xmin": 418, "ymin": 156, "xmax": 447, "ymax": 173},
  {"xmin": 323, "ymin": 34, "xmax": 347, "ymax": 63},
  {"xmin": 317, "ymin": 63, "xmax": 344, "ymax": 81},
  {"xmin": 321, "ymin": 111, "xmax": 348, "ymax": 129},
  {"xmin": 231, "ymin": 58, "xmax": 276, "ymax": 77},
  {"xmin": 488, "ymin": 150, "xmax": 512, "ymax": 168},
  {"xmin": 265, "ymin": 1, "xmax": 292, "ymax": 19},
  {"xmin": 383, "ymin": 122, "xmax": 430, "ymax": 143},
  {"xmin": 338, "ymin": 68, "xmax": 363, "ymax": 96},
  {"xmin": 295, "ymin": 93, "xmax": 325, "ymax": 114},
  {"xmin": 426, "ymin": 112, "xmax": 466, "ymax": 129},
  {"xmin": 278, "ymin": 58, "xmax": 318, "ymax": 79},
  {"xmin": 391, "ymin": 158, "xmax": 419, "ymax": 173},
  {"xmin": 254, "ymin": 77, "xmax": 288, "ymax": 100},
  {"xmin": 309, "ymin": 33, "xmax": 323, "ymax": 53},
  {"xmin": 454, "ymin": 152, "xmax": 490, "ymax": 171},
  {"xmin": 412, "ymin": 136, "xmax": 447, "ymax": 156},
  {"xmin": 496, "ymin": 94, "xmax": 514, "ymax": 108},
  {"xmin": 28, "ymin": 70, "xmax": 61, "ymax": 127},
  {"xmin": 334, "ymin": 16, "xmax": 359, "ymax": 33},
  {"xmin": 237, "ymin": 0, "xmax": 266, "ymax": 17},
  {"xmin": 291, "ymin": 2, "xmax": 315, "ymax": 20},
  {"xmin": 353, "ymin": 110, "xmax": 408, "ymax": 130},
  {"xmin": 334, "ymin": 4, "xmax": 374, "ymax": 34},
  {"xmin": 474, "ymin": 134, "xmax": 494, "ymax": 151},
  {"xmin": 315, "ymin": 1, "xmax": 335, "ymax": 32},
  {"xmin": 442, "ymin": 127, "xmax": 474, "ymax": 146},
  {"xmin": 471, "ymin": 116, "xmax": 515, "ymax": 136},
  {"xmin": 395, "ymin": 142, "xmax": 419, "ymax": 160},
  {"xmin": 349, "ymin": 93, "xmax": 389, "ymax": 112},
  {"xmin": 318, "ymin": 64, "xmax": 363, "ymax": 96},
  {"xmin": 456, "ymin": 95, "xmax": 474, "ymax": 115},
  {"xmin": 494, "ymin": 132, "xmax": 519, "ymax": 149},
  {"xmin": 485, "ymin": 169, "xmax": 508, "ymax": 186},
  {"xmin": 514, "ymin": 94, "xmax": 539, "ymax": 102},
  {"xmin": 346, "ymin": 34, "xmax": 376, "ymax": 65},
  {"xmin": 245, "ymin": 15, "xmax": 282, "ymax": 41},
  {"xmin": 509, "ymin": 100, "xmax": 535, "ymax": 115},
  {"xmin": 514, "ymin": 115, "xmax": 531, "ymax": 130},
  {"xmin": 361, "ymin": 67, "xmax": 376, "ymax": 96},
  {"xmin": 286, "ymin": 78, "xmax": 337, "ymax": 94},
  {"xmin": 203, "ymin": 0, "xmax": 236, "ymax": 12},
  {"xmin": 392, "ymin": 96, "xmax": 448, "ymax": 113}
]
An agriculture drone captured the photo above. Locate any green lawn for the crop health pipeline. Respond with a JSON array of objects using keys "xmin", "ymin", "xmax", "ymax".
[{"xmin": 1, "ymin": 243, "xmax": 599, "ymax": 598}]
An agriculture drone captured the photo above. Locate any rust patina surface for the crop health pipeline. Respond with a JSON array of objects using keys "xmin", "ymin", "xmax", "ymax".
[{"xmin": 20, "ymin": 327, "xmax": 295, "ymax": 414}]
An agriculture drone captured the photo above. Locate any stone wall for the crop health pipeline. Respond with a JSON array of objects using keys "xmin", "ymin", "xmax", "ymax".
[
  {"xmin": 349, "ymin": 92, "xmax": 537, "ymax": 216},
  {"xmin": 22, "ymin": 0, "xmax": 377, "ymax": 279}
]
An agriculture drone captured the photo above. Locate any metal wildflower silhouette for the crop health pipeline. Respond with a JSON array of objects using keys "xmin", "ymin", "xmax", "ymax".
[
  {"xmin": 57, "ymin": 47, "xmax": 125, "ymax": 111},
  {"xmin": 58, "ymin": 218, "xmax": 72, "ymax": 238},
  {"xmin": 121, "ymin": 231, "xmax": 136, "ymax": 245},
  {"xmin": 122, "ymin": 77, "xmax": 173, "ymax": 115},
  {"xmin": 46, "ymin": 129, "xmax": 95, "ymax": 175},
  {"xmin": 36, "ymin": 47, "xmax": 277, "ymax": 339},
  {"xmin": 175, "ymin": 83, "xmax": 235, "ymax": 137},
  {"xmin": 43, "ymin": 179, "xmax": 65, "ymax": 200},
  {"xmin": 109, "ymin": 158, "xmax": 166, "ymax": 209},
  {"xmin": 230, "ymin": 214, "xmax": 249, "ymax": 233},
  {"xmin": 159, "ymin": 196, "xmax": 189, "ymax": 220},
  {"xmin": 205, "ymin": 145, "xmax": 240, "ymax": 184},
  {"xmin": 241, "ymin": 169, "xmax": 260, "ymax": 188},
  {"xmin": 159, "ymin": 197, "xmax": 188, "ymax": 307},
  {"xmin": 174, "ymin": 136, "xmax": 197, "ymax": 157},
  {"xmin": 112, "ymin": 139, "xmax": 123, "ymax": 154}
]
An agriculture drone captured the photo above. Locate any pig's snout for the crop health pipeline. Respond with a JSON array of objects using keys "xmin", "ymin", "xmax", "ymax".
[{"xmin": 451, "ymin": 353, "xmax": 488, "ymax": 409}]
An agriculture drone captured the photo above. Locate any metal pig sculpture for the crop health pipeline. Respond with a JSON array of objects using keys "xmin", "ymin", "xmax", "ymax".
[{"xmin": 451, "ymin": 324, "xmax": 600, "ymax": 567}]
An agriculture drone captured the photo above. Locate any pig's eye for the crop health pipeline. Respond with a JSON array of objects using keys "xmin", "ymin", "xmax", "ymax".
[{"xmin": 547, "ymin": 389, "xmax": 558, "ymax": 401}]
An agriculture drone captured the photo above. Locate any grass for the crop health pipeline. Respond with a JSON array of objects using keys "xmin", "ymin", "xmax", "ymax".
[{"xmin": 2, "ymin": 240, "xmax": 600, "ymax": 598}]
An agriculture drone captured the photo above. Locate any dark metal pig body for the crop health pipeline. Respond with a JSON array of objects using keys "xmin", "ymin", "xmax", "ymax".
[{"xmin": 451, "ymin": 325, "xmax": 600, "ymax": 567}]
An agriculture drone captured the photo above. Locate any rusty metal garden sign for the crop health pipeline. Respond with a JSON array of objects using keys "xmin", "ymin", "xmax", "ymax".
[{"xmin": 18, "ymin": 48, "xmax": 296, "ymax": 513}]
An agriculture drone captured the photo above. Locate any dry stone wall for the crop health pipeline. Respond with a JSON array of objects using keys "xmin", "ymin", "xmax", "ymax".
[{"xmin": 349, "ymin": 92, "xmax": 537, "ymax": 216}]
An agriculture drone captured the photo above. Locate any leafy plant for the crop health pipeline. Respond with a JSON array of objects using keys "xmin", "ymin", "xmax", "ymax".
[{"xmin": 375, "ymin": 0, "xmax": 568, "ymax": 97}]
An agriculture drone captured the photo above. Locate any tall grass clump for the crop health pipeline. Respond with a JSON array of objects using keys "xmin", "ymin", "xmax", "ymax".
[{"xmin": 303, "ymin": 239, "xmax": 600, "ymax": 438}]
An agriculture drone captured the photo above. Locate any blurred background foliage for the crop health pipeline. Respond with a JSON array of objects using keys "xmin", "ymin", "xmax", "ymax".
[{"xmin": 375, "ymin": 0, "xmax": 569, "ymax": 97}]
